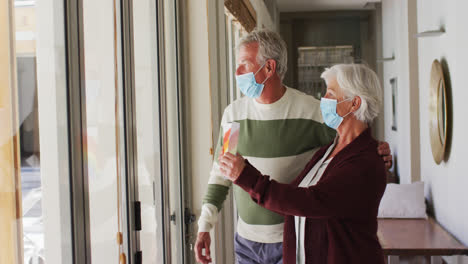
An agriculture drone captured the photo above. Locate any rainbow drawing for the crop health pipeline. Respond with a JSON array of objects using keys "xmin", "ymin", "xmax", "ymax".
[{"xmin": 222, "ymin": 122, "xmax": 240, "ymax": 155}]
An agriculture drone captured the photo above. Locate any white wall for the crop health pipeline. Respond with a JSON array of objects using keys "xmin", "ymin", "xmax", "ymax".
[
  {"xmin": 181, "ymin": 0, "xmax": 218, "ymax": 262},
  {"xmin": 250, "ymin": 0, "xmax": 276, "ymax": 30},
  {"xmin": 381, "ymin": 0, "xmax": 420, "ymax": 184},
  {"xmin": 383, "ymin": 0, "xmax": 468, "ymax": 262},
  {"xmin": 417, "ymin": 0, "xmax": 468, "ymax": 262},
  {"xmin": 183, "ymin": 0, "xmax": 211, "ymax": 229},
  {"xmin": 373, "ymin": 4, "xmax": 385, "ymax": 142}
]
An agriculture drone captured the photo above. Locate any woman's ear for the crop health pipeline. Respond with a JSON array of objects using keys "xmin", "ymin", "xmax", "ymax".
[{"xmin": 352, "ymin": 96, "xmax": 362, "ymax": 111}]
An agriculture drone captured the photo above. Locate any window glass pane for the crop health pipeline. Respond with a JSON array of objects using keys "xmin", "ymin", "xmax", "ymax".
[
  {"xmin": 162, "ymin": 1, "xmax": 185, "ymax": 262},
  {"xmin": 133, "ymin": 0, "xmax": 164, "ymax": 263},
  {"xmin": 1, "ymin": 0, "xmax": 73, "ymax": 263},
  {"xmin": 82, "ymin": 0, "xmax": 125, "ymax": 262}
]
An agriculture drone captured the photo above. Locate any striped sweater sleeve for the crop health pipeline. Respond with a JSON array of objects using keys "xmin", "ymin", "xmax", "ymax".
[{"xmin": 198, "ymin": 108, "xmax": 233, "ymax": 232}]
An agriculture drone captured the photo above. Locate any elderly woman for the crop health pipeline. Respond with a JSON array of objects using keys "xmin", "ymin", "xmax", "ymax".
[{"xmin": 219, "ymin": 64, "xmax": 386, "ymax": 264}]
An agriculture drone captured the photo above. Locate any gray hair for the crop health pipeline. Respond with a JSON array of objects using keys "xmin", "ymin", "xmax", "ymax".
[
  {"xmin": 237, "ymin": 29, "xmax": 288, "ymax": 81},
  {"xmin": 321, "ymin": 64, "xmax": 382, "ymax": 123}
]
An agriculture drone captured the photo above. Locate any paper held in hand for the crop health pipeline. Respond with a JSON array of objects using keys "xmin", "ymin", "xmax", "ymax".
[{"xmin": 222, "ymin": 122, "xmax": 240, "ymax": 155}]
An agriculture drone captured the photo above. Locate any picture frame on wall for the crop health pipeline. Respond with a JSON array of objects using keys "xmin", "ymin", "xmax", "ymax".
[{"xmin": 390, "ymin": 77, "xmax": 397, "ymax": 131}]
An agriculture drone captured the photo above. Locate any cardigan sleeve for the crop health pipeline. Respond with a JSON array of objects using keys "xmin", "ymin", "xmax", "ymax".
[{"xmin": 234, "ymin": 156, "xmax": 386, "ymax": 219}]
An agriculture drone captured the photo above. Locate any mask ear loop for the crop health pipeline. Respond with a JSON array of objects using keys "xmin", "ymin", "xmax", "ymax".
[
  {"xmin": 254, "ymin": 61, "xmax": 267, "ymax": 75},
  {"xmin": 255, "ymin": 61, "xmax": 271, "ymax": 84},
  {"xmin": 261, "ymin": 75, "xmax": 270, "ymax": 85},
  {"xmin": 342, "ymin": 111, "xmax": 353, "ymax": 118},
  {"xmin": 338, "ymin": 97, "xmax": 356, "ymax": 118},
  {"xmin": 337, "ymin": 97, "xmax": 353, "ymax": 104}
]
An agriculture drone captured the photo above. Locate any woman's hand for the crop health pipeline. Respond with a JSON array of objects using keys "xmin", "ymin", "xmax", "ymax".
[{"xmin": 218, "ymin": 152, "xmax": 246, "ymax": 181}]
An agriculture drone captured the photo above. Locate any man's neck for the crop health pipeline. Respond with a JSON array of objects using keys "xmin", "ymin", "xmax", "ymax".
[{"xmin": 255, "ymin": 77, "xmax": 286, "ymax": 104}]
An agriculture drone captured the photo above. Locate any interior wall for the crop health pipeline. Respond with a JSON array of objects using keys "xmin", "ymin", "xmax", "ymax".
[
  {"xmin": 181, "ymin": 0, "xmax": 212, "ymax": 258},
  {"xmin": 382, "ymin": 0, "xmax": 468, "ymax": 261},
  {"xmin": 416, "ymin": 0, "xmax": 468, "ymax": 262},
  {"xmin": 372, "ymin": 4, "xmax": 385, "ymax": 142},
  {"xmin": 251, "ymin": 0, "xmax": 276, "ymax": 30},
  {"xmin": 381, "ymin": 0, "xmax": 420, "ymax": 184},
  {"xmin": 263, "ymin": 0, "xmax": 280, "ymax": 31}
]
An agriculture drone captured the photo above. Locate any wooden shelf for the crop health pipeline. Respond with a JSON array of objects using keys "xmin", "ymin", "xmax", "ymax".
[{"xmin": 414, "ymin": 29, "xmax": 445, "ymax": 38}]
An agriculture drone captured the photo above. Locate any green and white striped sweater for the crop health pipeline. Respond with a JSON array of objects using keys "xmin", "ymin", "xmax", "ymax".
[{"xmin": 198, "ymin": 87, "xmax": 336, "ymax": 243}]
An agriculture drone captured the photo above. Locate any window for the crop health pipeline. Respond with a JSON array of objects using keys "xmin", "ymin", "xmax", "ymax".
[
  {"xmin": 2, "ymin": 1, "xmax": 187, "ymax": 263},
  {"xmin": 1, "ymin": 1, "xmax": 73, "ymax": 263}
]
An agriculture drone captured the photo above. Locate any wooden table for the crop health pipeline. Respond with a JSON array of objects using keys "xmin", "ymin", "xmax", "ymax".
[{"xmin": 378, "ymin": 218, "xmax": 468, "ymax": 263}]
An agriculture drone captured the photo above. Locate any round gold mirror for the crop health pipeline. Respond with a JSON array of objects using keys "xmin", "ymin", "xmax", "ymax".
[{"xmin": 429, "ymin": 60, "xmax": 447, "ymax": 164}]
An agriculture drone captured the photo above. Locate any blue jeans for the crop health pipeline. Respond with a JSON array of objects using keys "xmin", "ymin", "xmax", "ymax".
[{"xmin": 234, "ymin": 233, "xmax": 283, "ymax": 264}]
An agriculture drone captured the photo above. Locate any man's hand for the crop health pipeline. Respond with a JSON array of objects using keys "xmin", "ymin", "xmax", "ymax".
[
  {"xmin": 195, "ymin": 232, "xmax": 212, "ymax": 264},
  {"xmin": 377, "ymin": 141, "xmax": 393, "ymax": 170}
]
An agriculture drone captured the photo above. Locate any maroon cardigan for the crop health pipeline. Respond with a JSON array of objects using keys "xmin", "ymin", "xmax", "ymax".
[{"xmin": 234, "ymin": 128, "xmax": 386, "ymax": 264}]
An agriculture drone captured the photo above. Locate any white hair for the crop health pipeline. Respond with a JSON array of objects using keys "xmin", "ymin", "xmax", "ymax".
[
  {"xmin": 237, "ymin": 29, "xmax": 288, "ymax": 81},
  {"xmin": 321, "ymin": 64, "xmax": 382, "ymax": 123}
]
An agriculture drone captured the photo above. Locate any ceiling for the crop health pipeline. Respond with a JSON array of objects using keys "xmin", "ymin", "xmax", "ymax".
[{"xmin": 276, "ymin": 0, "xmax": 381, "ymax": 12}]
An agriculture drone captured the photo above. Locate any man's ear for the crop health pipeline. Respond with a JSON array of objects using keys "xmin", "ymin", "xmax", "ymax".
[{"xmin": 266, "ymin": 59, "xmax": 277, "ymax": 76}]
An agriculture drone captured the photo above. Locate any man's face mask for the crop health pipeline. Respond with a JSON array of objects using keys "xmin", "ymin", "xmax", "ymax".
[
  {"xmin": 320, "ymin": 97, "xmax": 353, "ymax": 130},
  {"xmin": 235, "ymin": 62, "xmax": 270, "ymax": 98}
]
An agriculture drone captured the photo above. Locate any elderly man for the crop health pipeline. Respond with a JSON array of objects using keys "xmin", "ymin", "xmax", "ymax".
[{"xmin": 194, "ymin": 29, "xmax": 392, "ymax": 264}]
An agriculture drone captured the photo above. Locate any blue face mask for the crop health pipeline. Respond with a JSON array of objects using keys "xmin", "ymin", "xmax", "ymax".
[
  {"xmin": 320, "ymin": 97, "xmax": 353, "ymax": 129},
  {"xmin": 236, "ymin": 63, "xmax": 270, "ymax": 98}
]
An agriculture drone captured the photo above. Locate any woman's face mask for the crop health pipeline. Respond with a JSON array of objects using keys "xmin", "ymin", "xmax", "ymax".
[
  {"xmin": 320, "ymin": 97, "xmax": 353, "ymax": 130},
  {"xmin": 235, "ymin": 62, "xmax": 270, "ymax": 98}
]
